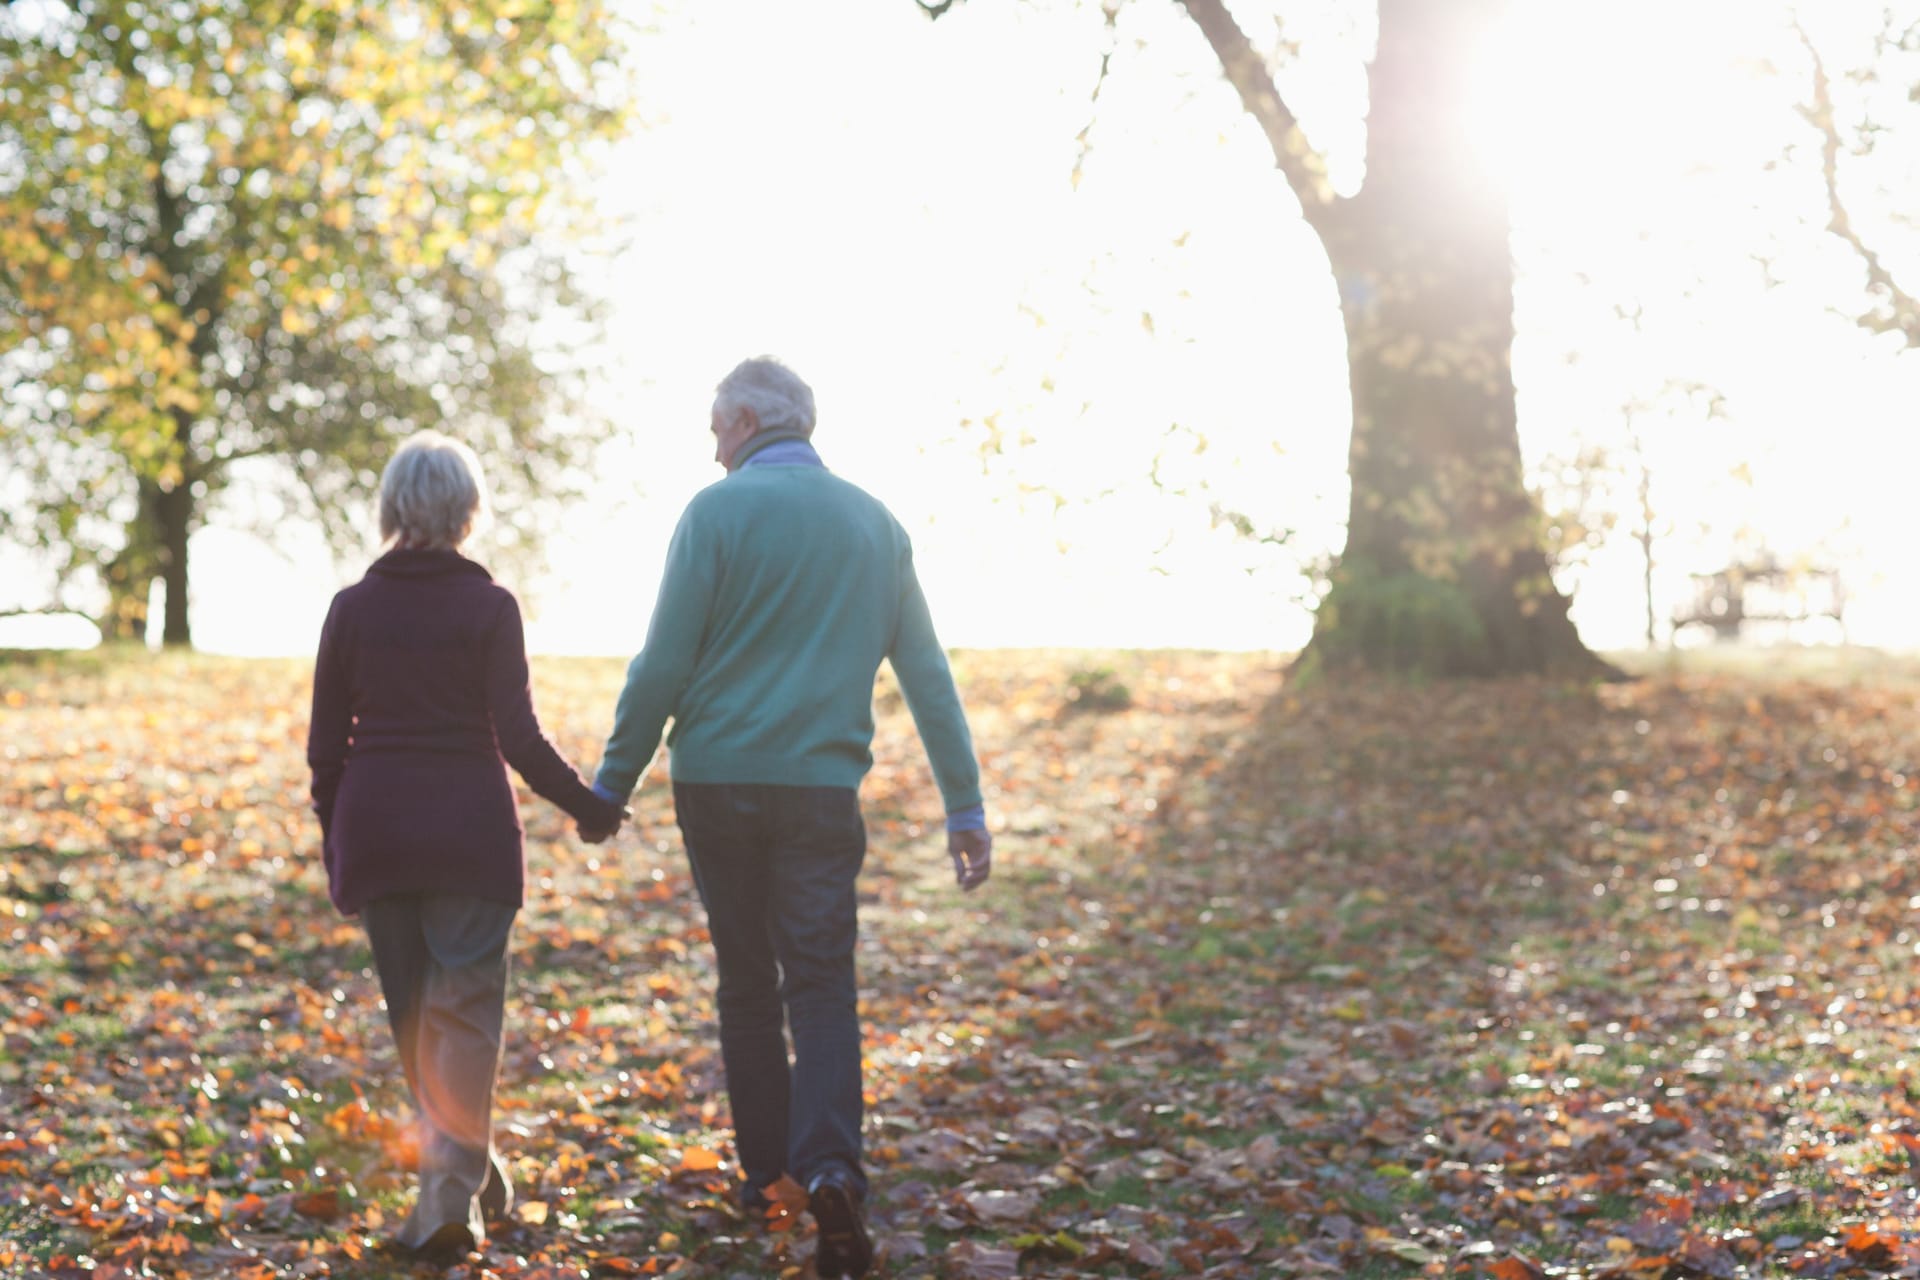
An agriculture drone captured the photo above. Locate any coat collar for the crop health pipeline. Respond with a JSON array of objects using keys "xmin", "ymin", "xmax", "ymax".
[{"xmin": 367, "ymin": 547, "xmax": 493, "ymax": 580}]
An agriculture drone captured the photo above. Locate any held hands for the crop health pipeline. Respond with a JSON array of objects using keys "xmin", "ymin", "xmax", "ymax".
[
  {"xmin": 948, "ymin": 827, "xmax": 992, "ymax": 892},
  {"xmin": 578, "ymin": 802, "xmax": 630, "ymax": 845}
]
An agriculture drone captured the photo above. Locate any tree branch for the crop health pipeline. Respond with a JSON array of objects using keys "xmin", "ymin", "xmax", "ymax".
[
  {"xmin": 1176, "ymin": 0, "xmax": 1335, "ymax": 230},
  {"xmin": 1071, "ymin": 4, "xmax": 1122, "ymax": 190},
  {"xmin": 0, "ymin": 605, "xmax": 96, "ymax": 623},
  {"xmin": 1794, "ymin": 18, "xmax": 1920, "ymax": 349},
  {"xmin": 205, "ymin": 440, "xmax": 287, "ymax": 468}
]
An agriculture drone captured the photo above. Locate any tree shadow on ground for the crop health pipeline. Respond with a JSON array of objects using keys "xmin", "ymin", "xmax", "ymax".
[{"xmin": 922, "ymin": 658, "xmax": 1920, "ymax": 1276}]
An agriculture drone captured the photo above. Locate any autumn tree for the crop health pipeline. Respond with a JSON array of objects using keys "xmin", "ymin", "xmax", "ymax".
[
  {"xmin": 0, "ymin": 0, "xmax": 629, "ymax": 646},
  {"xmin": 922, "ymin": 0, "xmax": 1611, "ymax": 676}
]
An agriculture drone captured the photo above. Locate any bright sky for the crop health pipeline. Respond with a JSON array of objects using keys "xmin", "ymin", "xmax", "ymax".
[{"xmin": 5, "ymin": 0, "xmax": 1918, "ymax": 656}]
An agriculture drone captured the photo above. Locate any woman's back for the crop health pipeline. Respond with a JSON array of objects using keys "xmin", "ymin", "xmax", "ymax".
[
  {"xmin": 309, "ymin": 547, "xmax": 605, "ymax": 916},
  {"xmin": 324, "ymin": 548, "xmax": 510, "ymax": 760}
]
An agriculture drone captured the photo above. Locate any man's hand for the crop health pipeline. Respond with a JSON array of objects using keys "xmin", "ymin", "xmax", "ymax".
[
  {"xmin": 948, "ymin": 828, "xmax": 992, "ymax": 892},
  {"xmin": 579, "ymin": 804, "xmax": 630, "ymax": 845}
]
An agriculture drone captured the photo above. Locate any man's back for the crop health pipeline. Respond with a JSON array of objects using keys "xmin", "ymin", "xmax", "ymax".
[
  {"xmin": 593, "ymin": 461, "xmax": 981, "ymax": 811},
  {"xmin": 670, "ymin": 464, "xmax": 906, "ymax": 785}
]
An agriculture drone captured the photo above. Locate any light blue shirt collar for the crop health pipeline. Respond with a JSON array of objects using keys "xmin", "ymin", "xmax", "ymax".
[{"xmin": 741, "ymin": 438, "xmax": 826, "ymax": 469}]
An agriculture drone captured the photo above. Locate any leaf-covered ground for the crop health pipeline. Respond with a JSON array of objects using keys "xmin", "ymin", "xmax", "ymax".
[{"xmin": 6, "ymin": 646, "xmax": 1920, "ymax": 1278}]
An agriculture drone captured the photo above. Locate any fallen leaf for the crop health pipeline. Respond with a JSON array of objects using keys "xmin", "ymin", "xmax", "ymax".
[
  {"xmin": 1490, "ymin": 1255, "xmax": 1546, "ymax": 1280},
  {"xmin": 292, "ymin": 1189, "xmax": 340, "ymax": 1220},
  {"xmin": 945, "ymin": 1241, "xmax": 1020, "ymax": 1280},
  {"xmin": 965, "ymin": 1188, "xmax": 1038, "ymax": 1222},
  {"xmin": 676, "ymin": 1147, "xmax": 723, "ymax": 1174}
]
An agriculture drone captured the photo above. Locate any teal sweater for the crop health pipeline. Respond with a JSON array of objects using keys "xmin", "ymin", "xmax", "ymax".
[{"xmin": 593, "ymin": 460, "xmax": 982, "ymax": 813}]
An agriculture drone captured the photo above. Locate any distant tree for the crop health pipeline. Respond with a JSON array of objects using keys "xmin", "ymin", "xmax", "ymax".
[
  {"xmin": 1538, "ymin": 374, "xmax": 1729, "ymax": 652},
  {"xmin": 1529, "ymin": 283, "xmax": 1736, "ymax": 653},
  {"xmin": 920, "ymin": 0, "xmax": 1613, "ymax": 676},
  {"xmin": 0, "ymin": 0, "xmax": 630, "ymax": 646}
]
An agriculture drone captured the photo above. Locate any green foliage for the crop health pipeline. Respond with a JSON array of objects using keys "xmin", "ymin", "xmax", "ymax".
[
  {"xmin": 1311, "ymin": 560, "xmax": 1488, "ymax": 678},
  {"xmin": 1061, "ymin": 663, "xmax": 1133, "ymax": 715},
  {"xmin": 0, "ymin": 0, "xmax": 633, "ymax": 641}
]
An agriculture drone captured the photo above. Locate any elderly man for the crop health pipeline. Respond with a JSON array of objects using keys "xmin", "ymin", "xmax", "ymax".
[{"xmin": 590, "ymin": 357, "xmax": 990, "ymax": 1279}]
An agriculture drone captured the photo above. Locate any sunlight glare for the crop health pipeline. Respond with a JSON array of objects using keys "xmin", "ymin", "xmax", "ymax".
[{"xmin": 1465, "ymin": 0, "xmax": 1763, "ymax": 223}]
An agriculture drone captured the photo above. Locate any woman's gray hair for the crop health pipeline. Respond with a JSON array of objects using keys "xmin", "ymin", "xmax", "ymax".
[
  {"xmin": 378, "ymin": 430, "xmax": 490, "ymax": 550},
  {"xmin": 714, "ymin": 357, "xmax": 816, "ymax": 437}
]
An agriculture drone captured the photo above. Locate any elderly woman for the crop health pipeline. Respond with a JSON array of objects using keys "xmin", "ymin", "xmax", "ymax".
[{"xmin": 307, "ymin": 430, "xmax": 624, "ymax": 1260}]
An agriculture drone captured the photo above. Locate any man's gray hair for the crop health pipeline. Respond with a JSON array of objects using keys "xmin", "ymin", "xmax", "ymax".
[
  {"xmin": 714, "ymin": 357, "xmax": 816, "ymax": 438},
  {"xmin": 378, "ymin": 430, "xmax": 490, "ymax": 550}
]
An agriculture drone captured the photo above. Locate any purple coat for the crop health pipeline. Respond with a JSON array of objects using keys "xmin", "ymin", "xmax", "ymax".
[{"xmin": 307, "ymin": 548, "xmax": 615, "ymax": 915}]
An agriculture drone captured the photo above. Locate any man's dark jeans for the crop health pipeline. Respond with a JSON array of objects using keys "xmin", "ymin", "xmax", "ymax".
[{"xmin": 674, "ymin": 782, "xmax": 868, "ymax": 1199}]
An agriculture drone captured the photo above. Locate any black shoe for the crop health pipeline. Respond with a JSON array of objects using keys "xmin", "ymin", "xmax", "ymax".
[
  {"xmin": 413, "ymin": 1221, "xmax": 476, "ymax": 1263},
  {"xmin": 807, "ymin": 1169, "xmax": 873, "ymax": 1279},
  {"xmin": 479, "ymin": 1153, "xmax": 513, "ymax": 1223}
]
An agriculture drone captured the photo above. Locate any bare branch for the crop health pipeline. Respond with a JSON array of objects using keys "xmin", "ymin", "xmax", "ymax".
[
  {"xmin": 0, "ymin": 606, "xmax": 95, "ymax": 623},
  {"xmin": 1071, "ymin": 4, "xmax": 1122, "ymax": 190},
  {"xmin": 1176, "ymin": 0, "xmax": 1336, "ymax": 229},
  {"xmin": 1794, "ymin": 17, "xmax": 1920, "ymax": 348}
]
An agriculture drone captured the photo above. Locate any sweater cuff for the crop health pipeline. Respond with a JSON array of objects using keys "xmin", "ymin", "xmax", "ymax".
[
  {"xmin": 945, "ymin": 803, "xmax": 986, "ymax": 834},
  {"xmin": 591, "ymin": 780, "xmax": 626, "ymax": 806}
]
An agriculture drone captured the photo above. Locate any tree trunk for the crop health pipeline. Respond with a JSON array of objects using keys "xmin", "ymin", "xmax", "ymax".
[
  {"xmin": 156, "ymin": 478, "xmax": 193, "ymax": 648},
  {"xmin": 101, "ymin": 558, "xmax": 155, "ymax": 644},
  {"xmin": 1638, "ymin": 465, "xmax": 1656, "ymax": 650},
  {"xmin": 101, "ymin": 479, "xmax": 164, "ymax": 644},
  {"xmin": 1299, "ymin": 0, "xmax": 1610, "ymax": 678},
  {"xmin": 98, "ymin": 473, "xmax": 195, "ymax": 647}
]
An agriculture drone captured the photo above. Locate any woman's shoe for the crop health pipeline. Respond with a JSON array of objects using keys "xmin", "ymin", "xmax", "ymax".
[
  {"xmin": 478, "ymin": 1151, "xmax": 514, "ymax": 1223},
  {"xmin": 412, "ymin": 1221, "xmax": 476, "ymax": 1263}
]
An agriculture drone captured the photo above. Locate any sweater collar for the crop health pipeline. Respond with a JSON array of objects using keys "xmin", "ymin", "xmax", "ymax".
[
  {"xmin": 367, "ymin": 547, "xmax": 493, "ymax": 580},
  {"xmin": 734, "ymin": 431, "xmax": 824, "ymax": 470}
]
